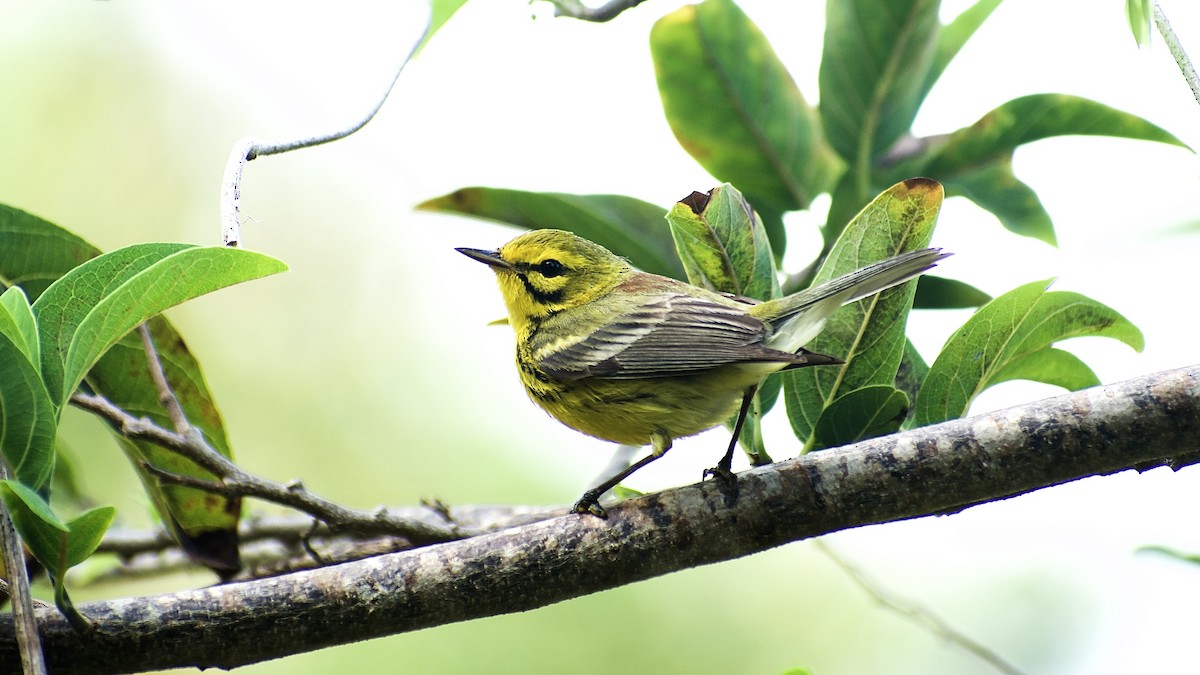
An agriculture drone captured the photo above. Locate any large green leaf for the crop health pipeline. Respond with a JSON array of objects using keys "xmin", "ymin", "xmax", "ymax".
[
  {"xmin": 923, "ymin": 94, "xmax": 1189, "ymax": 177},
  {"xmin": 913, "ymin": 275, "xmax": 991, "ymax": 309},
  {"xmin": 0, "ymin": 205, "xmax": 97, "ymax": 301},
  {"xmin": 909, "ymin": 280, "xmax": 1143, "ymax": 426},
  {"xmin": 0, "ymin": 320, "xmax": 56, "ymax": 490},
  {"xmin": 0, "ymin": 480, "xmax": 113, "ymax": 631},
  {"xmin": 650, "ymin": 0, "xmax": 840, "ymax": 243},
  {"xmin": 0, "ymin": 286, "xmax": 40, "ymax": 368},
  {"xmin": 943, "ymin": 158, "xmax": 1056, "ymax": 245},
  {"xmin": 819, "ymin": 0, "xmax": 941, "ymax": 165},
  {"xmin": 33, "ymin": 243, "xmax": 287, "ymax": 409},
  {"xmin": 811, "ymin": 385, "xmax": 909, "ymax": 451},
  {"xmin": 86, "ymin": 318, "xmax": 244, "ymax": 573},
  {"xmin": 417, "ymin": 188, "xmax": 684, "ymax": 279},
  {"xmin": 665, "ymin": 184, "xmax": 779, "ymax": 301},
  {"xmin": 665, "ymin": 183, "xmax": 780, "ymax": 462},
  {"xmin": 784, "ymin": 178, "xmax": 944, "ymax": 448},
  {"xmin": 0, "ymin": 206, "xmax": 268, "ymax": 573}
]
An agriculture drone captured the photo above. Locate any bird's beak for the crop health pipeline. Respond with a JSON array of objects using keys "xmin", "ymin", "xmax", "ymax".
[{"xmin": 456, "ymin": 247, "xmax": 513, "ymax": 271}]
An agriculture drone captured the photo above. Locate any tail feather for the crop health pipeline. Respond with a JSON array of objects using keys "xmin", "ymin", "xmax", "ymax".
[{"xmin": 757, "ymin": 247, "xmax": 950, "ymax": 353}]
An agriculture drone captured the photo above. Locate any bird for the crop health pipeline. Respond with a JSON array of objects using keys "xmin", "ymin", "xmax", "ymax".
[{"xmin": 458, "ymin": 228, "xmax": 948, "ymax": 516}]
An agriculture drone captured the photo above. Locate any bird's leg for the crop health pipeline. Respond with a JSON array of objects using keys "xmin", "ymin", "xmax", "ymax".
[
  {"xmin": 704, "ymin": 385, "xmax": 757, "ymax": 506},
  {"xmin": 573, "ymin": 431, "xmax": 673, "ymax": 518}
]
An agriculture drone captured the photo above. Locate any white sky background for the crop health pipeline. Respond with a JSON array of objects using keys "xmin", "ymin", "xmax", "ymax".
[{"xmin": 32, "ymin": 0, "xmax": 1200, "ymax": 672}]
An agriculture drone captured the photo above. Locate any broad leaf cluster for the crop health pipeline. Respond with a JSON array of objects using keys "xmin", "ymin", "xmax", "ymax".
[
  {"xmin": 0, "ymin": 206, "xmax": 285, "ymax": 625},
  {"xmin": 421, "ymin": 0, "xmax": 1172, "ymax": 458}
]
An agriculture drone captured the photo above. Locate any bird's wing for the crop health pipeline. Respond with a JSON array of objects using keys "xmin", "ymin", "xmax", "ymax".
[{"xmin": 532, "ymin": 293, "xmax": 801, "ymax": 381}]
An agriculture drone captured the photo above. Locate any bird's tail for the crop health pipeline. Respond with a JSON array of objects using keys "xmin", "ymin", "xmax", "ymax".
[{"xmin": 756, "ymin": 247, "xmax": 950, "ymax": 354}]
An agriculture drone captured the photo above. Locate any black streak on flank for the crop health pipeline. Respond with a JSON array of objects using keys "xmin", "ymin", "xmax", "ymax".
[{"xmin": 681, "ymin": 190, "xmax": 711, "ymax": 215}]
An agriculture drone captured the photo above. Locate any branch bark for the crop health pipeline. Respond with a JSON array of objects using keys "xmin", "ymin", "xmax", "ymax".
[{"xmin": 6, "ymin": 365, "xmax": 1200, "ymax": 674}]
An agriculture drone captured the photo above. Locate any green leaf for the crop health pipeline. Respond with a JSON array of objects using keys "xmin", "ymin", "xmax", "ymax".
[
  {"xmin": 650, "ymin": 0, "xmax": 840, "ymax": 229},
  {"xmin": 33, "ymin": 243, "xmax": 287, "ymax": 409},
  {"xmin": 920, "ymin": 0, "xmax": 1005, "ymax": 102},
  {"xmin": 784, "ymin": 178, "xmax": 944, "ymax": 447},
  {"xmin": 87, "ymin": 319, "xmax": 244, "ymax": 573},
  {"xmin": 0, "ymin": 286, "xmax": 40, "ymax": 368},
  {"xmin": 819, "ymin": 0, "xmax": 941, "ymax": 164},
  {"xmin": 1, "ymin": 207, "xmax": 250, "ymax": 573},
  {"xmin": 0, "ymin": 333, "xmax": 57, "ymax": 490},
  {"xmin": 0, "ymin": 205, "xmax": 98, "ymax": 302},
  {"xmin": 666, "ymin": 183, "xmax": 780, "ymax": 462},
  {"xmin": 418, "ymin": 188, "xmax": 684, "ymax": 279},
  {"xmin": 943, "ymin": 159, "xmax": 1056, "ymax": 245},
  {"xmin": 64, "ymin": 505, "xmax": 115, "ymax": 568},
  {"xmin": 913, "ymin": 275, "xmax": 991, "ymax": 309},
  {"xmin": 894, "ymin": 338, "xmax": 929, "ymax": 409},
  {"xmin": 910, "ymin": 280, "xmax": 1144, "ymax": 426},
  {"xmin": 1126, "ymin": 0, "xmax": 1152, "ymax": 47},
  {"xmin": 0, "ymin": 481, "xmax": 111, "ymax": 632},
  {"xmin": 987, "ymin": 346, "xmax": 1100, "ymax": 391},
  {"xmin": 924, "ymin": 94, "xmax": 1190, "ymax": 178},
  {"xmin": 665, "ymin": 184, "xmax": 779, "ymax": 300},
  {"xmin": 811, "ymin": 385, "xmax": 909, "ymax": 451},
  {"xmin": 0, "ymin": 480, "xmax": 67, "ymax": 537}
]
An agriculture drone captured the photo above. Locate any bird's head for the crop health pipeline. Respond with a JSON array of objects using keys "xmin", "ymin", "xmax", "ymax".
[{"xmin": 457, "ymin": 229, "xmax": 631, "ymax": 327}]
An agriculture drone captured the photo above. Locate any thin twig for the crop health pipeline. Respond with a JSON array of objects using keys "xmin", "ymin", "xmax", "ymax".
[
  {"xmin": 547, "ymin": 0, "xmax": 650, "ymax": 21},
  {"xmin": 69, "ymin": 391, "xmax": 469, "ymax": 545},
  {"xmin": 1153, "ymin": 2, "xmax": 1200, "ymax": 109},
  {"xmin": 96, "ymin": 506, "xmax": 557, "ymax": 559},
  {"xmin": 136, "ymin": 324, "xmax": 189, "ymax": 435},
  {"xmin": 815, "ymin": 540, "xmax": 1026, "ymax": 675},
  {"xmin": 220, "ymin": 6, "xmax": 432, "ymax": 247},
  {"xmin": 0, "ymin": 466, "xmax": 48, "ymax": 675}
]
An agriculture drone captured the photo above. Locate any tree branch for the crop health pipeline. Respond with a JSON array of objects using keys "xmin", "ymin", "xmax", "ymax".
[
  {"xmin": 68, "ymin": 392, "xmax": 472, "ymax": 545},
  {"xmin": 1153, "ymin": 2, "xmax": 1200, "ymax": 110},
  {"xmin": 15, "ymin": 365, "xmax": 1200, "ymax": 674}
]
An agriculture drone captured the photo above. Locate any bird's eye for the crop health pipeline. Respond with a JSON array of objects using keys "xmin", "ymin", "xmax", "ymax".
[{"xmin": 537, "ymin": 259, "xmax": 566, "ymax": 278}]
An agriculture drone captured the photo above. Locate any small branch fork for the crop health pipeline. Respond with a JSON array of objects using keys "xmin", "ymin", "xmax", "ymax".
[
  {"xmin": 71, "ymin": 387, "xmax": 468, "ymax": 545},
  {"xmin": 71, "ymin": 324, "xmax": 472, "ymax": 547},
  {"xmin": 219, "ymin": 6, "xmax": 431, "ymax": 247}
]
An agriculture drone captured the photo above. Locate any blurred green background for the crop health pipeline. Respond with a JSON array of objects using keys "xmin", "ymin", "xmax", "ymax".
[{"xmin": 4, "ymin": 1, "xmax": 1200, "ymax": 673}]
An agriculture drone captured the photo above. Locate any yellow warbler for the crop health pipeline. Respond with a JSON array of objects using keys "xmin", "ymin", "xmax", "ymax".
[{"xmin": 459, "ymin": 229, "xmax": 947, "ymax": 516}]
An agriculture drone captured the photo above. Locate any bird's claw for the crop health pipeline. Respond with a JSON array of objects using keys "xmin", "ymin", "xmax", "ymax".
[{"xmin": 703, "ymin": 464, "xmax": 739, "ymax": 507}]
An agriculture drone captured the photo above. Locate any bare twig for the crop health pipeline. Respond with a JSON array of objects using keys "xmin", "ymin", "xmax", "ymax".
[
  {"xmin": 69, "ymin": 391, "xmax": 470, "ymax": 545},
  {"xmin": 1153, "ymin": 2, "xmax": 1200, "ymax": 109},
  {"xmin": 96, "ymin": 506, "xmax": 555, "ymax": 560},
  {"xmin": 136, "ymin": 324, "xmax": 189, "ymax": 435},
  {"xmin": 546, "ymin": 0, "xmax": 650, "ymax": 22},
  {"xmin": 0, "ymin": 466, "xmax": 48, "ymax": 675},
  {"xmin": 11, "ymin": 365, "xmax": 1200, "ymax": 673},
  {"xmin": 815, "ymin": 540, "xmax": 1026, "ymax": 675},
  {"xmin": 220, "ymin": 6, "xmax": 432, "ymax": 247}
]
